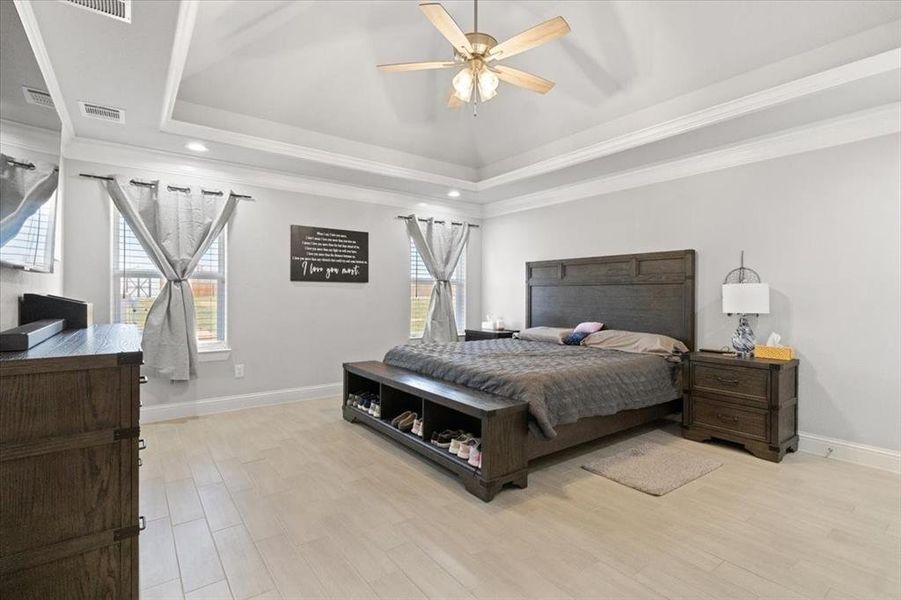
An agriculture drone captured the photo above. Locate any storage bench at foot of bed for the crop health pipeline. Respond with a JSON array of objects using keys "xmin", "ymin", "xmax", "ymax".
[{"xmin": 342, "ymin": 361, "xmax": 530, "ymax": 502}]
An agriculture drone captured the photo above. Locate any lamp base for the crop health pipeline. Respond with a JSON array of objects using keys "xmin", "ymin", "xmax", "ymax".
[{"xmin": 731, "ymin": 315, "xmax": 756, "ymax": 358}]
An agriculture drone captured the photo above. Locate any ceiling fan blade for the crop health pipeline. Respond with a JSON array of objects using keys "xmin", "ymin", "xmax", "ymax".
[
  {"xmin": 493, "ymin": 65, "xmax": 555, "ymax": 94},
  {"xmin": 447, "ymin": 87, "xmax": 465, "ymax": 108},
  {"xmin": 377, "ymin": 61, "xmax": 457, "ymax": 72},
  {"xmin": 488, "ymin": 16, "xmax": 570, "ymax": 61},
  {"xmin": 419, "ymin": 2, "xmax": 474, "ymax": 58}
]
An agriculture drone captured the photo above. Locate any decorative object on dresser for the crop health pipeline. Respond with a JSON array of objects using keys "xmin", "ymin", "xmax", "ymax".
[
  {"xmin": 0, "ymin": 324, "xmax": 144, "ymax": 598},
  {"xmin": 682, "ymin": 351, "xmax": 799, "ymax": 462},
  {"xmin": 722, "ymin": 251, "xmax": 770, "ymax": 357},
  {"xmin": 19, "ymin": 293, "xmax": 93, "ymax": 329},
  {"xmin": 464, "ymin": 328, "xmax": 517, "ymax": 341},
  {"xmin": 0, "ymin": 318, "xmax": 65, "ymax": 351}
]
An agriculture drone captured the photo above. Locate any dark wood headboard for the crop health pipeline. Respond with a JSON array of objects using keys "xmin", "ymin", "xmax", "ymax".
[{"xmin": 525, "ymin": 250, "xmax": 696, "ymax": 351}]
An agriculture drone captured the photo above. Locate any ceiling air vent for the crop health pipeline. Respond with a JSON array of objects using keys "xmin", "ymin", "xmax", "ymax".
[
  {"xmin": 79, "ymin": 101, "xmax": 125, "ymax": 124},
  {"xmin": 22, "ymin": 87, "xmax": 55, "ymax": 109},
  {"xmin": 60, "ymin": 0, "xmax": 131, "ymax": 23}
]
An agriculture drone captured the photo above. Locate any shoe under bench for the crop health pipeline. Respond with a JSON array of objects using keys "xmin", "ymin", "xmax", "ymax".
[{"xmin": 342, "ymin": 361, "xmax": 530, "ymax": 501}]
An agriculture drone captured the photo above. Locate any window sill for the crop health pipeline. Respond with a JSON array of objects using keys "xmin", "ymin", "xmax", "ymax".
[{"xmin": 197, "ymin": 345, "xmax": 231, "ymax": 362}]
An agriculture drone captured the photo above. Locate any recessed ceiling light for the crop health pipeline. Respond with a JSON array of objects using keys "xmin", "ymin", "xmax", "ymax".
[
  {"xmin": 185, "ymin": 141, "xmax": 208, "ymax": 153},
  {"xmin": 447, "ymin": 190, "xmax": 461, "ymax": 198}
]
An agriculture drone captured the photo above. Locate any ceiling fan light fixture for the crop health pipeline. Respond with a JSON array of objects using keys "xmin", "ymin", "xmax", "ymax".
[
  {"xmin": 477, "ymin": 69, "xmax": 499, "ymax": 102},
  {"xmin": 452, "ymin": 68, "xmax": 474, "ymax": 102}
]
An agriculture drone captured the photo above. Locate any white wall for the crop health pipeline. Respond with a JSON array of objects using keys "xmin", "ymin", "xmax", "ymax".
[
  {"xmin": 62, "ymin": 158, "xmax": 481, "ymax": 408},
  {"xmin": 0, "ymin": 133, "xmax": 62, "ymax": 330},
  {"xmin": 481, "ymin": 134, "xmax": 901, "ymax": 451}
]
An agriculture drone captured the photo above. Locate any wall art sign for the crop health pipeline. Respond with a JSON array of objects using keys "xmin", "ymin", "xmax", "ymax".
[{"xmin": 290, "ymin": 225, "xmax": 369, "ymax": 282}]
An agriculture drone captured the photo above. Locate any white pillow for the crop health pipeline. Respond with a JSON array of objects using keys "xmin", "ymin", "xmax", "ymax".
[{"xmin": 514, "ymin": 327, "xmax": 574, "ymax": 344}]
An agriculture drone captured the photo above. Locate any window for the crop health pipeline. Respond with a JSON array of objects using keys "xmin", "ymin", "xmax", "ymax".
[
  {"xmin": 409, "ymin": 238, "xmax": 465, "ymax": 339},
  {"xmin": 112, "ymin": 212, "xmax": 227, "ymax": 347},
  {"xmin": 0, "ymin": 190, "xmax": 56, "ymax": 272}
]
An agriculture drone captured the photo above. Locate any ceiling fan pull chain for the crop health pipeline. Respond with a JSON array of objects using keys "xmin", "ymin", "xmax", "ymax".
[{"xmin": 474, "ymin": 0, "xmax": 478, "ymax": 33}]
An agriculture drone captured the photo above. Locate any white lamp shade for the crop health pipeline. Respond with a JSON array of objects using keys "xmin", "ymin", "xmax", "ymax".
[{"xmin": 722, "ymin": 283, "xmax": 770, "ymax": 314}]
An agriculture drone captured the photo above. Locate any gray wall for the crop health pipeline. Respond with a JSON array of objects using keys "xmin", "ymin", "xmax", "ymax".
[
  {"xmin": 481, "ymin": 134, "xmax": 901, "ymax": 451},
  {"xmin": 62, "ymin": 158, "xmax": 481, "ymax": 407}
]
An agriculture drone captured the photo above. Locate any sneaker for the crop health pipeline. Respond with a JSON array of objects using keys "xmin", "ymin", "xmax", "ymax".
[
  {"xmin": 449, "ymin": 433, "xmax": 472, "ymax": 454},
  {"xmin": 411, "ymin": 418, "xmax": 423, "ymax": 437},
  {"xmin": 468, "ymin": 443, "xmax": 482, "ymax": 468},
  {"xmin": 458, "ymin": 437, "xmax": 479, "ymax": 460},
  {"xmin": 391, "ymin": 411, "xmax": 412, "ymax": 427},
  {"xmin": 432, "ymin": 429, "xmax": 458, "ymax": 448},
  {"xmin": 397, "ymin": 412, "xmax": 417, "ymax": 432},
  {"xmin": 371, "ymin": 401, "xmax": 381, "ymax": 418}
]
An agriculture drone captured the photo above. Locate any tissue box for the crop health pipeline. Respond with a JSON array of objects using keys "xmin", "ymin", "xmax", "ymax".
[{"xmin": 754, "ymin": 345, "xmax": 795, "ymax": 360}]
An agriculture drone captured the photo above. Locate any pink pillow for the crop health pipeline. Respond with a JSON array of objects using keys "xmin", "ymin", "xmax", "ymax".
[{"xmin": 573, "ymin": 321, "xmax": 604, "ymax": 334}]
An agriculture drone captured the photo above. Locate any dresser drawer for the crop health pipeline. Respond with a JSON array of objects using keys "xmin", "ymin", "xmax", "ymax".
[
  {"xmin": 691, "ymin": 396, "xmax": 768, "ymax": 441},
  {"xmin": 692, "ymin": 364, "xmax": 768, "ymax": 406}
]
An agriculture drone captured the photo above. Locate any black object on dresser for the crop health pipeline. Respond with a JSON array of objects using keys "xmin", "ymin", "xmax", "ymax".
[
  {"xmin": 0, "ymin": 324, "xmax": 143, "ymax": 598},
  {"xmin": 464, "ymin": 329, "xmax": 518, "ymax": 341},
  {"xmin": 682, "ymin": 351, "xmax": 799, "ymax": 462}
]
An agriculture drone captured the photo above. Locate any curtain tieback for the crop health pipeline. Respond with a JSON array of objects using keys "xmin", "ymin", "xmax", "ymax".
[
  {"xmin": 171, "ymin": 278, "xmax": 188, "ymax": 283},
  {"xmin": 436, "ymin": 279, "xmax": 450, "ymax": 284}
]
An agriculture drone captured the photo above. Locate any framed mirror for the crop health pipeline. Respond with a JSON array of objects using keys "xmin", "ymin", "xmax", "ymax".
[{"xmin": 0, "ymin": 1, "xmax": 62, "ymax": 273}]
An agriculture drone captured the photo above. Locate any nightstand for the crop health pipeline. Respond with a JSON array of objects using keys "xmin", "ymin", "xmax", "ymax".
[
  {"xmin": 682, "ymin": 352, "xmax": 799, "ymax": 462},
  {"xmin": 464, "ymin": 329, "xmax": 518, "ymax": 341}
]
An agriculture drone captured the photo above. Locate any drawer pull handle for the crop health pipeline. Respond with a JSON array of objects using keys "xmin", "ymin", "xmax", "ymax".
[
  {"xmin": 139, "ymin": 375, "xmax": 149, "ymax": 384},
  {"xmin": 138, "ymin": 439, "xmax": 147, "ymax": 451},
  {"xmin": 139, "ymin": 516, "xmax": 146, "ymax": 532},
  {"xmin": 715, "ymin": 376, "xmax": 740, "ymax": 385},
  {"xmin": 715, "ymin": 413, "xmax": 739, "ymax": 425},
  {"xmin": 138, "ymin": 457, "xmax": 142, "ymax": 467}
]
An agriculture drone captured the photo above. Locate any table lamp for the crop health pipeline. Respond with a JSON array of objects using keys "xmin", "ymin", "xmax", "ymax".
[{"xmin": 722, "ymin": 252, "xmax": 770, "ymax": 357}]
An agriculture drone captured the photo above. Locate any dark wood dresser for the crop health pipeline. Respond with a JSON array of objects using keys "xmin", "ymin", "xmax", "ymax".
[
  {"xmin": 0, "ymin": 324, "xmax": 143, "ymax": 598},
  {"xmin": 464, "ymin": 329, "xmax": 518, "ymax": 341},
  {"xmin": 682, "ymin": 351, "xmax": 799, "ymax": 462}
]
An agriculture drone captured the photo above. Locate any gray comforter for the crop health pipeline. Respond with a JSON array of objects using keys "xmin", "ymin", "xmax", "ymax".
[{"xmin": 383, "ymin": 339, "xmax": 681, "ymax": 438}]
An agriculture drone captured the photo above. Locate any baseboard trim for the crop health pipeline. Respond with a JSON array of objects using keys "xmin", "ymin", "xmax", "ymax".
[
  {"xmin": 140, "ymin": 382, "xmax": 342, "ymax": 423},
  {"xmin": 798, "ymin": 432, "xmax": 901, "ymax": 474}
]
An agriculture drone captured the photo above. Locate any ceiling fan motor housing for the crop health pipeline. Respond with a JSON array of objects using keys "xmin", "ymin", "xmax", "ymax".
[{"xmin": 456, "ymin": 32, "xmax": 498, "ymax": 59}]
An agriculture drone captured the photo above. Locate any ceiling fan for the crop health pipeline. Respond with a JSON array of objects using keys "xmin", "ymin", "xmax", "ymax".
[{"xmin": 377, "ymin": 0, "xmax": 570, "ymax": 114}]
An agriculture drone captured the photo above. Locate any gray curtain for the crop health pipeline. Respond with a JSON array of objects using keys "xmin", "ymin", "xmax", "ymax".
[
  {"xmin": 104, "ymin": 178, "xmax": 238, "ymax": 381},
  {"xmin": 406, "ymin": 215, "xmax": 470, "ymax": 343},
  {"xmin": 0, "ymin": 154, "xmax": 58, "ymax": 246}
]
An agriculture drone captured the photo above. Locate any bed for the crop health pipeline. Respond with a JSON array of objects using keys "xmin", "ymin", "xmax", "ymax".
[{"xmin": 343, "ymin": 249, "xmax": 696, "ymax": 500}]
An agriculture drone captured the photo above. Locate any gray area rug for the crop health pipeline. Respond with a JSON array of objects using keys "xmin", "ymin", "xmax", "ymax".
[{"xmin": 582, "ymin": 441, "xmax": 723, "ymax": 496}]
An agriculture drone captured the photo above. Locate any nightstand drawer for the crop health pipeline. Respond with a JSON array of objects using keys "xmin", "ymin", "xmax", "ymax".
[
  {"xmin": 692, "ymin": 397, "xmax": 768, "ymax": 441},
  {"xmin": 693, "ymin": 363, "xmax": 768, "ymax": 405}
]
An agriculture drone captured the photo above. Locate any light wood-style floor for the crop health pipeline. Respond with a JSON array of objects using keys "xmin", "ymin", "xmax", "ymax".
[{"xmin": 138, "ymin": 397, "xmax": 901, "ymax": 600}]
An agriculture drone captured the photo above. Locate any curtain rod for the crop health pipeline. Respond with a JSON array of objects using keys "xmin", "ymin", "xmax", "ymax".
[
  {"xmin": 396, "ymin": 215, "xmax": 479, "ymax": 228},
  {"xmin": 78, "ymin": 173, "xmax": 253, "ymax": 199},
  {"xmin": 5, "ymin": 156, "xmax": 36, "ymax": 170}
]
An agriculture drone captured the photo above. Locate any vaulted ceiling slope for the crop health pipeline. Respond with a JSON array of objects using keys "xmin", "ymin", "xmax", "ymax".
[{"xmin": 12, "ymin": 1, "xmax": 901, "ymax": 212}]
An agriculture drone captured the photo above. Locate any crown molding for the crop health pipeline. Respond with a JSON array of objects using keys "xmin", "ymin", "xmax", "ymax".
[
  {"xmin": 0, "ymin": 119, "xmax": 62, "ymax": 157},
  {"xmin": 12, "ymin": 0, "xmax": 75, "ymax": 144},
  {"xmin": 62, "ymin": 135, "xmax": 483, "ymax": 219},
  {"xmin": 483, "ymin": 102, "xmax": 901, "ymax": 218},
  {"xmin": 476, "ymin": 48, "xmax": 901, "ymax": 190},
  {"xmin": 160, "ymin": 117, "xmax": 479, "ymax": 191},
  {"xmin": 159, "ymin": 0, "xmax": 199, "ymax": 128}
]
